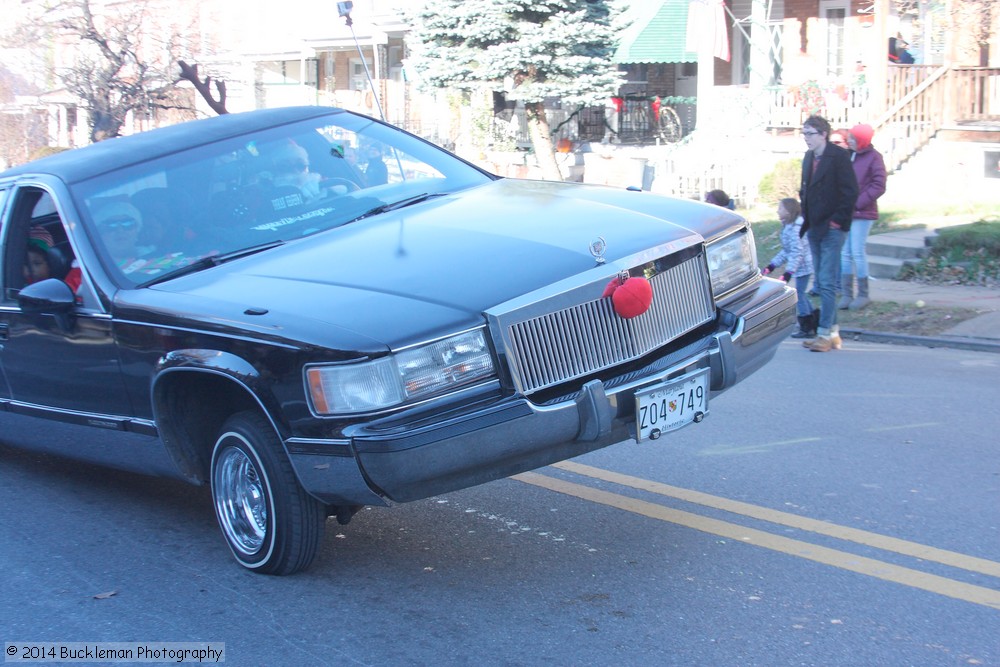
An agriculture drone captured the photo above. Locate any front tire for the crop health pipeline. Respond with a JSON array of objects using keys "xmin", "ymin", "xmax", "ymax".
[{"xmin": 211, "ymin": 411, "xmax": 324, "ymax": 575}]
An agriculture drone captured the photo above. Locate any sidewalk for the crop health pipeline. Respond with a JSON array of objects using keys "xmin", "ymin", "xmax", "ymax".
[{"xmin": 842, "ymin": 278, "xmax": 1000, "ymax": 352}]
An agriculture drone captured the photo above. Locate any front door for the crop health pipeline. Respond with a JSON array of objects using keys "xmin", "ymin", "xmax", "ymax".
[{"xmin": 0, "ymin": 185, "xmax": 131, "ymax": 419}]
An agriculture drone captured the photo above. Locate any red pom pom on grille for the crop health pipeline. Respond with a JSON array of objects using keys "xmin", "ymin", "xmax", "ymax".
[{"xmin": 611, "ymin": 277, "xmax": 653, "ymax": 319}]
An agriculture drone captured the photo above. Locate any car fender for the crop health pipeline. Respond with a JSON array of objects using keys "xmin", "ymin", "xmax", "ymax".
[{"xmin": 151, "ymin": 350, "xmax": 287, "ymax": 484}]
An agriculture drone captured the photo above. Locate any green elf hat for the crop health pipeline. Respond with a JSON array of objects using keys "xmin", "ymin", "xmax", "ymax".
[{"xmin": 28, "ymin": 226, "xmax": 55, "ymax": 253}]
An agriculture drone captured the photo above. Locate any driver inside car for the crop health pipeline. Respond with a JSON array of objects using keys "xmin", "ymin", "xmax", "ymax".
[
  {"xmin": 268, "ymin": 140, "xmax": 357, "ymax": 203},
  {"xmin": 269, "ymin": 140, "xmax": 327, "ymax": 202}
]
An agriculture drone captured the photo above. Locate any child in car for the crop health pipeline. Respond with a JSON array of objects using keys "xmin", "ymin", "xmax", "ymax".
[{"xmin": 23, "ymin": 226, "xmax": 82, "ymax": 292}]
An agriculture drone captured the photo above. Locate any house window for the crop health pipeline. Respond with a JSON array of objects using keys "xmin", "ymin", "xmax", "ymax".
[
  {"xmin": 738, "ymin": 24, "xmax": 752, "ymax": 85},
  {"xmin": 732, "ymin": 17, "xmax": 784, "ymax": 86},
  {"xmin": 820, "ymin": 0, "xmax": 848, "ymax": 78},
  {"xmin": 350, "ymin": 59, "xmax": 368, "ymax": 90},
  {"xmin": 324, "ymin": 52, "xmax": 335, "ymax": 90}
]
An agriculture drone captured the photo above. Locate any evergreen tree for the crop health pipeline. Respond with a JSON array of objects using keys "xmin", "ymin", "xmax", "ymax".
[{"xmin": 406, "ymin": 0, "xmax": 626, "ymax": 180}]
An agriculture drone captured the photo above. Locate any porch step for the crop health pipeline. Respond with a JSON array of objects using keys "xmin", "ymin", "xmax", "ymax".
[
  {"xmin": 868, "ymin": 256, "xmax": 917, "ymax": 280},
  {"xmin": 865, "ymin": 228, "xmax": 936, "ymax": 279},
  {"xmin": 866, "ymin": 232, "xmax": 930, "ymax": 259}
]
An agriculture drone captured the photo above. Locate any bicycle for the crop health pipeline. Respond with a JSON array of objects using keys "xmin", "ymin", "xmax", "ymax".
[
  {"xmin": 549, "ymin": 97, "xmax": 685, "ymax": 146},
  {"xmin": 614, "ymin": 95, "xmax": 683, "ymax": 144}
]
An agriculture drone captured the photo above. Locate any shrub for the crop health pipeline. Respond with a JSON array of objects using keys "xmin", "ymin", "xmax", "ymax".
[
  {"xmin": 932, "ymin": 221, "xmax": 1000, "ymax": 255},
  {"xmin": 758, "ymin": 158, "xmax": 800, "ymax": 204},
  {"xmin": 899, "ymin": 221, "xmax": 1000, "ymax": 286}
]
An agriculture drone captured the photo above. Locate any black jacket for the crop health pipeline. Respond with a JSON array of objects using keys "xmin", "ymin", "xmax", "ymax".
[{"xmin": 799, "ymin": 143, "xmax": 859, "ymax": 238}]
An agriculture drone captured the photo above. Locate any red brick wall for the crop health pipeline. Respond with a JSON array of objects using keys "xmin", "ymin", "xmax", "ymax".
[
  {"xmin": 781, "ymin": 0, "xmax": 864, "ymax": 55},
  {"xmin": 647, "ymin": 64, "xmax": 677, "ymax": 97},
  {"xmin": 784, "ymin": 0, "xmax": 816, "ymax": 53}
]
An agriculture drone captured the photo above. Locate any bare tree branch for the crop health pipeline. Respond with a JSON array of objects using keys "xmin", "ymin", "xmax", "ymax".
[
  {"xmin": 9, "ymin": 0, "xmax": 197, "ymax": 142},
  {"xmin": 178, "ymin": 60, "xmax": 228, "ymax": 115}
]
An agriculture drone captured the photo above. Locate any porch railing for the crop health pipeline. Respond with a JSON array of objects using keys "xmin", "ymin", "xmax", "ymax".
[
  {"xmin": 762, "ymin": 66, "xmax": 1000, "ymax": 172},
  {"xmin": 873, "ymin": 66, "xmax": 952, "ymax": 172},
  {"xmin": 874, "ymin": 66, "xmax": 1000, "ymax": 172},
  {"xmin": 946, "ymin": 66, "xmax": 1000, "ymax": 122},
  {"xmin": 764, "ymin": 82, "xmax": 872, "ymax": 130},
  {"xmin": 763, "ymin": 65, "xmax": 940, "ymax": 131}
]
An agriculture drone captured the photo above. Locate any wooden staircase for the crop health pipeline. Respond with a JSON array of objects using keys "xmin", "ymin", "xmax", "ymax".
[{"xmin": 875, "ymin": 66, "xmax": 1000, "ymax": 173}]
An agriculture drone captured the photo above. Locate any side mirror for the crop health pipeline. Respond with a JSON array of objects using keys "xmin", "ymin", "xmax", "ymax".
[{"xmin": 17, "ymin": 278, "xmax": 76, "ymax": 331}]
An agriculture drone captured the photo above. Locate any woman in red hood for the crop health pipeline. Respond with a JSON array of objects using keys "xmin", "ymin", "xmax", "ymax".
[{"xmin": 840, "ymin": 123, "xmax": 886, "ymax": 310}]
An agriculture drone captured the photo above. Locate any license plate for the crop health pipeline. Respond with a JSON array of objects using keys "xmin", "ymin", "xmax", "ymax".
[{"xmin": 635, "ymin": 370, "xmax": 709, "ymax": 442}]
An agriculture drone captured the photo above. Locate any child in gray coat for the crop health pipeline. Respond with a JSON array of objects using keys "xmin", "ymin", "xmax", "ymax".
[{"xmin": 763, "ymin": 198, "xmax": 816, "ymax": 338}]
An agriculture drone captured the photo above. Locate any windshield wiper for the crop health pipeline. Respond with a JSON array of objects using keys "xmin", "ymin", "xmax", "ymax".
[
  {"xmin": 140, "ymin": 241, "xmax": 285, "ymax": 287},
  {"xmin": 347, "ymin": 192, "xmax": 448, "ymax": 224}
]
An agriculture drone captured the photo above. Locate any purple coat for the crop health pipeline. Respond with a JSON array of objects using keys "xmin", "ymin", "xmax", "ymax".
[{"xmin": 851, "ymin": 146, "xmax": 887, "ymax": 220}]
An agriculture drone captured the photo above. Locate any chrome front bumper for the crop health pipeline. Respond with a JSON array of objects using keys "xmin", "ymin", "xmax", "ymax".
[{"xmin": 288, "ymin": 278, "xmax": 797, "ymax": 506}]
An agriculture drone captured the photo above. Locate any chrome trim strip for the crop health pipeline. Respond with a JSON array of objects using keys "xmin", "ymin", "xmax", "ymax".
[{"xmin": 1, "ymin": 400, "xmax": 156, "ymax": 435}]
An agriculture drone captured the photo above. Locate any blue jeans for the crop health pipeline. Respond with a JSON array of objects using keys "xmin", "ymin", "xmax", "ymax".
[
  {"xmin": 795, "ymin": 274, "xmax": 812, "ymax": 317},
  {"xmin": 809, "ymin": 229, "xmax": 846, "ymax": 333},
  {"xmin": 841, "ymin": 218, "xmax": 874, "ymax": 278}
]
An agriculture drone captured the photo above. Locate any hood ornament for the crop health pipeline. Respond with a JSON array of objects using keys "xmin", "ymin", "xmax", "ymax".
[{"xmin": 589, "ymin": 236, "xmax": 607, "ymax": 264}]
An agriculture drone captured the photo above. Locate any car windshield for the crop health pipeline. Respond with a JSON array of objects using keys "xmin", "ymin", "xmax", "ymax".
[{"xmin": 71, "ymin": 111, "xmax": 493, "ymax": 287}]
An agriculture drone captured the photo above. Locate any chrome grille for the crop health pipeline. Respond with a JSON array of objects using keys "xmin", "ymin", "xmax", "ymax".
[{"xmin": 504, "ymin": 255, "xmax": 715, "ymax": 394}]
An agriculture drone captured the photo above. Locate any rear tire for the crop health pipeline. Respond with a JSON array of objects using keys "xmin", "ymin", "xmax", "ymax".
[{"xmin": 211, "ymin": 411, "xmax": 324, "ymax": 575}]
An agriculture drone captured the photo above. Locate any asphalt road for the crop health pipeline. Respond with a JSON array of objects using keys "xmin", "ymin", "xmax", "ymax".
[{"xmin": 1, "ymin": 339, "xmax": 998, "ymax": 667}]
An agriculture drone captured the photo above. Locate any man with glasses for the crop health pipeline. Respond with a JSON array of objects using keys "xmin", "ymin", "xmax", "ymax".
[{"xmin": 798, "ymin": 115, "xmax": 859, "ymax": 352}]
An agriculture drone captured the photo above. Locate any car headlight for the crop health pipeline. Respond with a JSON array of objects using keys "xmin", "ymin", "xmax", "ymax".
[
  {"xmin": 306, "ymin": 329, "xmax": 495, "ymax": 415},
  {"xmin": 706, "ymin": 226, "xmax": 757, "ymax": 296}
]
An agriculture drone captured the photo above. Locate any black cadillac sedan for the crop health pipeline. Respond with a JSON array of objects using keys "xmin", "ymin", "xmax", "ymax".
[{"xmin": 0, "ymin": 106, "xmax": 796, "ymax": 574}]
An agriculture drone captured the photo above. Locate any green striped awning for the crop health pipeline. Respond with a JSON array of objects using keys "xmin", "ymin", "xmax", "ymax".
[{"xmin": 613, "ymin": 0, "xmax": 697, "ymax": 64}]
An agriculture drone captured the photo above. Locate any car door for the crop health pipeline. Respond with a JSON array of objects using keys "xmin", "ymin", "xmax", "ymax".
[
  {"xmin": 0, "ymin": 184, "xmax": 134, "ymax": 422},
  {"xmin": 0, "ymin": 185, "xmax": 12, "ymax": 401}
]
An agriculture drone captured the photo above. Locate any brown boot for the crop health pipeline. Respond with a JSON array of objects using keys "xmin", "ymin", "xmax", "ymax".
[
  {"xmin": 808, "ymin": 335, "xmax": 834, "ymax": 352},
  {"xmin": 831, "ymin": 326, "xmax": 843, "ymax": 350}
]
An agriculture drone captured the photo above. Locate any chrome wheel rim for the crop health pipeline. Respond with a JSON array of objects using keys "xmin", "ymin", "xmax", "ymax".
[{"xmin": 214, "ymin": 446, "xmax": 267, "ymax": 556}]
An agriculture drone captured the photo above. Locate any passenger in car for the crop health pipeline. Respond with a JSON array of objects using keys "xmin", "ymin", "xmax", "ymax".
[
  {"xmin": 23, "ymin": 227, "xmax": 53, "ymax": 285},
  {"xmin": 363, "ymin": 145, "xmax": 388, "ymax": 186},
  {"xmin": 93, "ymin": 201, "xmax": 151, "ymax": 273},
  {"xmin": 23, "ymin": 226, "xmax": 82, "ymax": 292}
]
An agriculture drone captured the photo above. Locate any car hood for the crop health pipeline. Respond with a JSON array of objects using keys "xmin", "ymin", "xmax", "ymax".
[{"xmin": 136, "ymin": 179, "xmax": 733, "ymax": 351}]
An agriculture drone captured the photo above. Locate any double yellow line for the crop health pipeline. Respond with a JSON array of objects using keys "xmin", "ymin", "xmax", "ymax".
[{"xmin": 514, "ymin": 460, "xmax": 1000, "ymax": 610}]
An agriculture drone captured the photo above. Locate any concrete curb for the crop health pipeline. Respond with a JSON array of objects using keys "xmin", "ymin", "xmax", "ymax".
[{"xmin": 839, "ymin": 328, "xmax": 1000, "ymax": 354}]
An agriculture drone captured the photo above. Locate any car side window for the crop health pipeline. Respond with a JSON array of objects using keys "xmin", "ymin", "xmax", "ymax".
[{"xmin": 1, "ymin": 187, "xmax": 83, "ymax": 304}]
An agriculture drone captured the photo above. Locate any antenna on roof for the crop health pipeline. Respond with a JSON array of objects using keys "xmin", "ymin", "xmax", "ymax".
[{"xmin": 337, "ymin": 1, "xmax": 386, "ymax": 121}]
